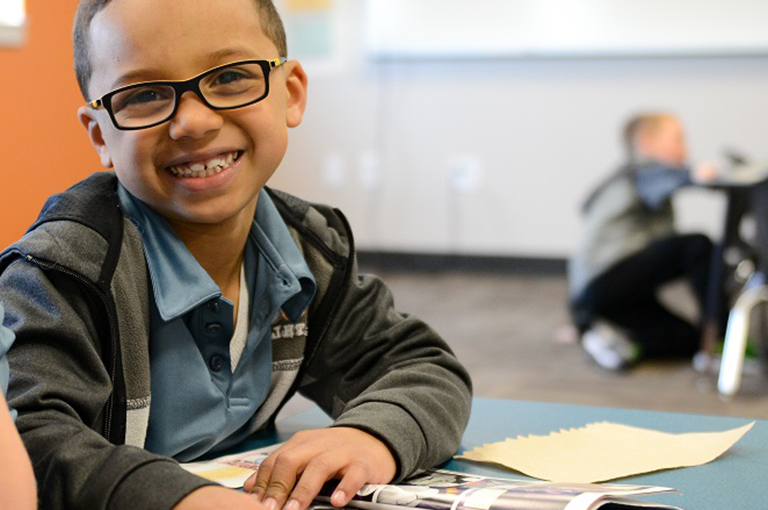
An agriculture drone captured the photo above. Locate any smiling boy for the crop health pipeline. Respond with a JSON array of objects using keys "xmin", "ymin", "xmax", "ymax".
[{"xmin": 0, "ymin": 1, "xmax": 472, "ymax": 509}]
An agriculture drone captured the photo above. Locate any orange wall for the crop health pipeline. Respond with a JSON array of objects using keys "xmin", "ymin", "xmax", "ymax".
[{"xmin": 0, "ymin": 0, "xmax": 101, "ymax": 249}]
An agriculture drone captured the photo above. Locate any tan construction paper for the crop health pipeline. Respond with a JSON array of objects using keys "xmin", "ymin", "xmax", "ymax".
[{"xmin": 456, "ymin": 421, "xmax": 754, "ymax": 483}]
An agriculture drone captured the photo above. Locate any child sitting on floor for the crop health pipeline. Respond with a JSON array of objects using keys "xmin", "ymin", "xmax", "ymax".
[{"xmin": 569, "ymin": 112, "xmax": 718, "ymax": 370}]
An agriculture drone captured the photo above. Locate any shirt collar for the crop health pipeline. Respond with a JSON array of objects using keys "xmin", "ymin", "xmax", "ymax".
[
  {"xmin": 117, "ymin": 185, "xmax": 220, "ymax": 321},
  {"xmin": 117, "ymin": 185, "xmax": 316, "ymax": 323},
  {"xmin": 251, "ymin": 190, "xmax": 316, "ymax": 322}
]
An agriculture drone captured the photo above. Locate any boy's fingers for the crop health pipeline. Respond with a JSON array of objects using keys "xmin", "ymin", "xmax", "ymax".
[
  {"xmin": 249, "ymin": 435, "xmax": 314, "ymax": 500},
  {"xmin": 249, "ymin": 452, "xmax": 281, "ymax": 500},
  {"xmin": 284, "ymin": 457, "xmax": 336, "ymax": 510},
  {"xmin": 331, "ymin": 464, "xmax": 370, "ymax": 508},
  {"xmin": 262, "ymin": 451, "xmax": 306, "ymax": 509},
  {"xmin": 243, "ymin": 472, "xmax": 259, "ymax": 495}
]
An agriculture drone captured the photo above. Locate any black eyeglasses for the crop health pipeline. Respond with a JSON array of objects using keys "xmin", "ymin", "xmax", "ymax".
[{"xmin": 87, "ymin": 58, "xmax": 287, "ymax": 130}]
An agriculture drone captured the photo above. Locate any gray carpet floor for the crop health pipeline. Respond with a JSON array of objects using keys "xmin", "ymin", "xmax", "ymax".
[{"xmin": 282, "ymin": 266, "xmax": 768, "ymax": 420}]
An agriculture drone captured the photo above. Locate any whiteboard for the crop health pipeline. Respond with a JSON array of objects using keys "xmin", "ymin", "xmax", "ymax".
[{"xmin": 365, "ymin": 0, "xmax": 768, "ymax": 59}]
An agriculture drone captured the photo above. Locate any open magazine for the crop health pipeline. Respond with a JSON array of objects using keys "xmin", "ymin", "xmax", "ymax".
[{"xmin": 180, "ymin": 445, "xmax": 683, "ymax": 510}]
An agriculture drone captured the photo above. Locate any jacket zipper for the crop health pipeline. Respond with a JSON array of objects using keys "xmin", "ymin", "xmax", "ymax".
[
  {"xmin": 272, "ymin": 210, "xmax": 356, "ymax": 419},
  {"xmin": 25, "ymin": 203, "xmax": 355, "ymax": 436},
  {"xmin": 304, "ymin": 210, "xmax": 356, "ymax": 368},
  {"xmin": 25, "ymin": 255, "xmax": 119, "ymax": 442}
]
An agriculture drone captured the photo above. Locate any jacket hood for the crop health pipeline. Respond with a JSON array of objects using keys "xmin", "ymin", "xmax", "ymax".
[{"xmin": 1, "ymin": 172, "xmax": 353, "ymax": 290}]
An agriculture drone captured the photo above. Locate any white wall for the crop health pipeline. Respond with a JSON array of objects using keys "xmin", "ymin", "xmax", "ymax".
[
  {"xmin": 366, "ymin": 0, "xmax": 768, "ymax": 58},
  {"xmin": 271, "ymin": 0, "xmax": 768, "ymax": 258}
]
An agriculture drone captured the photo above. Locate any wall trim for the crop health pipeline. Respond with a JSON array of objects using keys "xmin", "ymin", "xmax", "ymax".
[{"xmin": 357, "ymin": 250, "xmax": 567, "ymax": 275}]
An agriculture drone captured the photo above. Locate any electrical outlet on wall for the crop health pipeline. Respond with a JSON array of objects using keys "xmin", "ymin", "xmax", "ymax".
[
  {"xmin": 322, "ymin": 153, "xmax": 346, "ymax": 188},
  {"xmin": 358, "ymin": 151, "xmax": 381, "ymax": 190},
  {"xmin": 447, "ymin": 155, "xmax": 483, "ymax": 193}
]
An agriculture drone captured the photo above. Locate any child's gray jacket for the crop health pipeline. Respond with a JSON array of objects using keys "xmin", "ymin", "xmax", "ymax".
[
  {"xmin": 0, "ymin": 172, "xmax": 472, "ymax": 510},
  {"xmin": 568, "ymin": 161, "xmax": 687, "ymax": 299}
]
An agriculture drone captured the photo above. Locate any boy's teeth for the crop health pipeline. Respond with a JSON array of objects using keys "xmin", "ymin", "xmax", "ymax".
[{"xmin": 169, "ymin": 151, "xmax": 239, "ymax": 178}]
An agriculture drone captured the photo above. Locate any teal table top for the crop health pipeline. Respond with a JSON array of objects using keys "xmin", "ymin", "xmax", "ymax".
[{"xmin": 240, "ymin": 397, "xmax": 768, "ymax": 509}]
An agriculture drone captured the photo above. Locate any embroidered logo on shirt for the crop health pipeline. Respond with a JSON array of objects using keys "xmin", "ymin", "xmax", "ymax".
[{"xmin": 272, "ymin": 322, "xmax": 308, "ymax": 340}]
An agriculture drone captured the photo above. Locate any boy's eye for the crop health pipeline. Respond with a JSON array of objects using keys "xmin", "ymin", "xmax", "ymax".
[
  {"xmin": 205, "ymin": 65, "xmax": 264, "ymax": 96},
  {"xmin": 112, "ymin": 86, "xmax": 174, "ymax": 113},
  {"xmin": 213, "ymin": 70, "xmax": 251, "ymax": 85}
]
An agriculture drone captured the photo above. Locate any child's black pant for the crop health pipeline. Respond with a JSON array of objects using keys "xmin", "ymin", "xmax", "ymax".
[{"xmin": 571, "ymin": 234, "xmax": 714, "ymax": 359}]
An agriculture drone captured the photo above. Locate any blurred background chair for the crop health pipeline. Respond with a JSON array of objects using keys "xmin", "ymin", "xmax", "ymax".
[{"xmin": 719, "ymin": 272, "xmax": 768, "ymax": 396}]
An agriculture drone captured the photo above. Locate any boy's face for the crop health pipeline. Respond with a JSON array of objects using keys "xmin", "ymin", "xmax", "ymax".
[
  {"xmin": 637, "ymin": 117, "xmax": 687, "ymax": 167},
  {"xmin": 78, "ymin": 0, "xmax": 307, "ymax": 229}
]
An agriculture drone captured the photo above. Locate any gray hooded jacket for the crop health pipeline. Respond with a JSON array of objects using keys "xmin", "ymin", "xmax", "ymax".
[{"xmin": 0, "ymin": 172, "xmax": 472, "ymax": 510}]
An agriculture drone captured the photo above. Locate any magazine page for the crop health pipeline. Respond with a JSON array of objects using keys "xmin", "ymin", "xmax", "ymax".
[
  {"xmin": 312, "ymin": 470, "xmax": 681, "ymax": 510},
  {"xmin": 180, "ymin": 446, "xmax": 681, "ymax": 510},
  {"xmin": 180, "ymin": 444, "xmax": 279, "ymax": 489},
  {"xmin": 561, "ymin": 486, "xmax": 682, "ymax": 510},
  {"xmin": 588, "ymin": 499, "xmax": 683, "ymax": 510}
]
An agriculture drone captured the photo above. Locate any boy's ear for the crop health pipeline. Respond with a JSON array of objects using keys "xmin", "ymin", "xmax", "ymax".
[
  {"xmin": 77, "ymin": 106, "xmax": 114, "ymax": 169},
  {"xmin": 283, "ymin": 61, "xmax": 308, "ymax": 128}
]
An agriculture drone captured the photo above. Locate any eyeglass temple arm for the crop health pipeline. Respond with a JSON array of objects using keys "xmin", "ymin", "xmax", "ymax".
[
  {"xmin": 270, "ymin": 57, "xmax": 288, "ymax": 68},
  {"xmin": 88, "ymin": 99, "xmax": 104, "ymax": 110}
]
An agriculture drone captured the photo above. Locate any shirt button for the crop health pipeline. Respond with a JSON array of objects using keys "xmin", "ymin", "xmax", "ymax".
[
  {"xmin": 205, "ymin": 322, "xmax": 222, "ymax": 334},
  {"xmin": 207, "ymin": 300, "xmax": 219, "ymax": 312},
  {"xmin": 209, "ymin": 354, "xmax": 225, "ymax": 372}
]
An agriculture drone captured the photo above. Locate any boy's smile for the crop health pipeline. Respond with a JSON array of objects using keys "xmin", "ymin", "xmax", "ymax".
[
  {"xmin": 164, "ymin": 148, "xmax": 244, "ymax": 193},
  {"xmin": 78, "ymin": 0, "xmax": 307, "ymax": 232},
  {"xmin": 166, "ymin": 150, "xmax": 241, "ymax": 179}
]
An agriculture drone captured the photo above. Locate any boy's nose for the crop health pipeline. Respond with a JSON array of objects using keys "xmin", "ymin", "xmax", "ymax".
[{"xmin": 168, "ymin": 92, "xmax": 224, "ymax": 140}]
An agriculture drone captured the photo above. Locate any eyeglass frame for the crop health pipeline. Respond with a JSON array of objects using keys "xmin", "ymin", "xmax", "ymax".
[{"xmin": 87, "ymin": 57, "xmax": 287, "ymax": 131}]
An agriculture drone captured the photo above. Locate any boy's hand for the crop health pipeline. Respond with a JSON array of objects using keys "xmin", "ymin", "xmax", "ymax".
[
  {"xmin": 175, "ymin": 486, "xmax": 267, "ymax": 509},
  {"xmin": 244, "ymin": 427, "xmax": 397, "ymax": 510},
  {"xmin": 692, "ymin": 162, "xmax": 720, "ymax": 183}
]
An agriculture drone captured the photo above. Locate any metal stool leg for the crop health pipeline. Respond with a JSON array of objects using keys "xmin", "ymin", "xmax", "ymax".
[{"xmin": 718, "ymin": 283, "xmax": 768, "ymax": 396}]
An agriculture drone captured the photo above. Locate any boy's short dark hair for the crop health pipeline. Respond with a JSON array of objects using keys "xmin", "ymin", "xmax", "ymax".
[
  {"xmin": 72, "ymin": 0, "xmax": 288, "ymax": 100},
  {"xmin": 622, "ymin": 112, "xmax": 675, "ymax": 160}
]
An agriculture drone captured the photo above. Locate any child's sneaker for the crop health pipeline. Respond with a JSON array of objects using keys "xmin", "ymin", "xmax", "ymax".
[{"xmin": 581, "ymin": 322, "xmax": 640, "ymax": 371}]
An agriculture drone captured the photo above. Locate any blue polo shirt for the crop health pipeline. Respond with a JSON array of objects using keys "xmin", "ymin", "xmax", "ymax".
[{"xmin": 118, "ymin": 185, "xmax": 315, "ymax": 461}]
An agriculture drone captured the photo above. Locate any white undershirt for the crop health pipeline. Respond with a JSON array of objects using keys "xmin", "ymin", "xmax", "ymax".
[{"xmin": 229, "ymin": 263, "xmax": 249, "ymax": 372}]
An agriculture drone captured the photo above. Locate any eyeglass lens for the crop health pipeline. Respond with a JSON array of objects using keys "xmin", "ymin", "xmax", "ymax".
[{"xmin": 109, "ymin": 62, "xmax": 268, "ymax": 129}]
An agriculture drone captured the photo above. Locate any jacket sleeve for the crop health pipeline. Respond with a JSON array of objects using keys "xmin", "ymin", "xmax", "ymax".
[
  {"xmin": 1, "ymin": 302, "xmax": 13, "ymax": 411},
  {"xmin": 1, "ymin": 259, "xmax": 215, "ymax": 510},
  {"xmin": 298, "ymin": 256, "xmax": 473, "ymax": 481}
]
